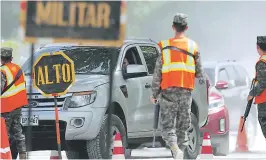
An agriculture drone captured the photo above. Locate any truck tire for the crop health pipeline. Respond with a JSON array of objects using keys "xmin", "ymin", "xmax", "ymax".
[
  {"xmin": 183, "ymin": 113, "xmax": 201, "ymax": 159},
  {"xmin": 86, "ymin": 114, "xmax": 128, "ymax": 159},
  {"xmin": 213, "ymin": 132, "xmax": 229, "ymax": 156},
  {"xmin": 65, "ymin": 140, "xmax": 89, "ymax": 159}
]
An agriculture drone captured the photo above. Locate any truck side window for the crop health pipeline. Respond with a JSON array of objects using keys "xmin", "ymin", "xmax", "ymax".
[
  {"xmin": 234, "ymin": 65, "xmax": 249, "ymax": 86},
  {"xmin": 218, "ymin": 69, "xmax": 229, "ymax": 82},
  {"xmin": 123, "ymin": 47, "xmax": 142, "ymax": 67},
  {"xmin": 140, "ymin": 46, "xmax": 158, "ymax": 74},
  {"xmin": 225, "ymin": 66, "xmax": 238, "ymax": 82}
]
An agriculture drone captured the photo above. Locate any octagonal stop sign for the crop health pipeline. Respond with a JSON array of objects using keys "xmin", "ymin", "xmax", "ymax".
[{"xmin": 33, "ymin": 51, "xmax": 75, "ymax": 97}]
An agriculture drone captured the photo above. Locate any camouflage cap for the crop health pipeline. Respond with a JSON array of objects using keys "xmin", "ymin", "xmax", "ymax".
[
  {"xmin": 1, "ymin": 47, "xmax": 13, "ymax": 57},
  {"xmin": 257, "ymin": 36, "xmax": 266, "ymax": 44},
  {"xmin": 173, "ymin": 13, "xmax": 188, "ymax": 25}
]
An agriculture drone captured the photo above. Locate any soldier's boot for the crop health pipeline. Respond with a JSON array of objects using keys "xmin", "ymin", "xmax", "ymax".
[
  {"xmin": 19, "ymin": 152, "xmax": 27, "ymax": 160},
  {"xmin": 170, "ymin": 144, "xmax": 183, "ymax": 160}
]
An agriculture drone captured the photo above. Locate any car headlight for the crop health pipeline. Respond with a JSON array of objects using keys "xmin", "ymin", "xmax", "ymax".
[
  {"xmin": 209, "ymin": 98, "xmax": 224, "ymax": 109},
  {"xmin": 64, "ymin": 91, "xmax": 97, "ymax": 108}
]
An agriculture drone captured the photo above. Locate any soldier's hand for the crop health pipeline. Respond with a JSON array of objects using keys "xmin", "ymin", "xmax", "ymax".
[
  {"xmin": 150, "ymin": 96, "xmax": 156, "ymax": 104},
  {"xmin": 247, "ymin": 95, "xmax": 253, "ymax": 101}
]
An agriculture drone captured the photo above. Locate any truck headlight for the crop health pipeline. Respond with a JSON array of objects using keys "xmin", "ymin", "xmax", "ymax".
[{"xmin": 64, "ymin": 91, "xmax": 97, "ymax": 108}]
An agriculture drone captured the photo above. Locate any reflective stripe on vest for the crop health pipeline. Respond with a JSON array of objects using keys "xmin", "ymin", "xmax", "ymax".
[
  {"xmin": 0, "ymin": 147, "xmax": 10, "ymax": 154},
  {"xmin": 0, "ymin": 66, "xmax": 26, "ymax": 98},
  {"xmin": 161, "ymin": 39, "xmax": 196, "ymax": 73}
]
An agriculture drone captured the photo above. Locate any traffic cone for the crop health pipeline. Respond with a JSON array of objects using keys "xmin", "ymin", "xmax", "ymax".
[
  {"xmin": 198, "ymin": 132, "xmax": 213, "ymax": 159},
  {"xmin": 50, "ymin": 150, "xmax": 60, "ymax": 160},
  {"xmin": 235, "ymin": 116, "xmax": 248, "ymax": 152},
  {"xmin": 0, "ymin": 117, "xmax": 12, "ymax": 159},
  {"xmin": 112, "ymin": 133, "xmax": 125, "ymax": 159}
]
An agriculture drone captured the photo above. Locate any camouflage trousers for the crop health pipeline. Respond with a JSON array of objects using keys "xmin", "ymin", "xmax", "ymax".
[
  {"xmin": 1, "ymin": 108, "xmax": 26, "ymax": 153},
  {"xmin": 159, "ymin": 87, "xmax": 192, "ymax": 151},
  {"xmin": 258, "ymin": 102, "xmax": 266, "ymax": 139}
]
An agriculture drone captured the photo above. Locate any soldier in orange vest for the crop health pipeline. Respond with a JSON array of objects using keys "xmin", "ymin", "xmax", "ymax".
[
  {"xmin": 247, "ymin": 36, "xmax": 266, "ymax": 139},
  {"xmin": 1, "ymin": 47, "xmax": 28, "ymax": 159},
  {"xmin": 151, "ymin": 13, "xmax": 205, "ymax": 159}
]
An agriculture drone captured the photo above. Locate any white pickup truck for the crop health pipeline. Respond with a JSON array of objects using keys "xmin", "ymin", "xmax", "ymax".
[{"xmin": 21, "ymin": 38, "xmax": 209, "ymax": 159}]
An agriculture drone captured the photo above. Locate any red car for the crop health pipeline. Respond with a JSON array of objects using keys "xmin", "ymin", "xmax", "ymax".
[{"xmin": 200, "ymin": 79, "xmax": 230, "ymax": 156}]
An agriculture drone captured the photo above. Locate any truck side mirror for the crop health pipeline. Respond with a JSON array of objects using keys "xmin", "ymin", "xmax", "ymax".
[
  {"xmin": 215, "ymin": 80, "xmax": 229, "ymax": 89},
  {"xmin": 122, "ymin": 64, "xmax": 147, "ymax": 79}
]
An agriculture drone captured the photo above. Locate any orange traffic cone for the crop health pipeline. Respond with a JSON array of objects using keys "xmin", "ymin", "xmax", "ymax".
[
  {"xmin": 112, "ymin": 133, "xmax": 125, "ymax": 159},
  {"xmin": 198, "ymin": 132, "xmax": 213, "ymax": 159},
  {"xmin": 235, "ymin": 116, "xmax": 248, "ymax": 152},
  {"xmin": 50, "ymin": 150, "xmax": 60, "ymax": 160},
  {"xmin": 0, "ymin": 117, "xmax": 12, "ymax": 159}
]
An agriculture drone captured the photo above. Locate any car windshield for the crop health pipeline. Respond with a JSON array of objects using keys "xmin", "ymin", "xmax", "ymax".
[
  {"xmin": 204, "ymin": 68, "xmax": 215, "ymax": 84},
  {"xmin": 22, "ymin": 46, "xmax": 120, "ymax": 75}
]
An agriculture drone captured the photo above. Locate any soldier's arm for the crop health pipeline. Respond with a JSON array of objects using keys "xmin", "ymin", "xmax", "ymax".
[
  {"xmin": 194, "ymin": 51, "xmax": 205, "ymax": 79},
  {"xmin": 1, "ymin": 72, "xmax": 7, "ymax": 92},
  {"xmin": 152, "ymin": 47, "xmax": 162, "ymax": 99},
  {"xmin": 249, "ymin": 61, "xmax": 266, "ymax": 96}
]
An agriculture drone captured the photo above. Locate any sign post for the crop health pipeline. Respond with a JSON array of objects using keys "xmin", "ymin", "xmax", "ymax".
[
  {"xmin": 32, "ymin": 51, "xmax": 75, "ymax": 159},
  {"xmin": 53, "ymin": 96, "xmax": 61, "ymax": 158}
]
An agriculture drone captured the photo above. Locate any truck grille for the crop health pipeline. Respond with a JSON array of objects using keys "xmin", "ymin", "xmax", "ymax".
[
  {"xmin": 25, "ymin": 93, "xmax": 71, "ymax": 108},
  {"xmin": 22, "ymin": 120, "xmax": 66, "ymax": 139}
]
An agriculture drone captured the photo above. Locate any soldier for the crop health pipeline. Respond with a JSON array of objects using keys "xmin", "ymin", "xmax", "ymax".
[
  {"xmin": 1, "ymin": 47, "xmax": 28, "ymax": 159},
  {"xmin": 247, "ymin": 36, "xmax": 266, "ymax": 139},
  {"xmin": 151, "ymin": 13, "xmax": 205, "ymax": 159}
]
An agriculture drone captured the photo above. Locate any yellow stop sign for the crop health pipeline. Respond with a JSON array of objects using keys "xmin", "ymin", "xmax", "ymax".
[{"xmin": 33, "ymin": 51, "xmax": 75, "ymax": 97}]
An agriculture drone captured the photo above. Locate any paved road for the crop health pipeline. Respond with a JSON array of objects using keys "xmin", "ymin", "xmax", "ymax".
[{"xmin": 18, "ymin": 122, "xmax": 266, "ymax": 159}]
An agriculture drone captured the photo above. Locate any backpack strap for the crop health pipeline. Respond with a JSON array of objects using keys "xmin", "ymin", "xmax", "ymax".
[
  {"xmin": 162, "ymin": 46, "xmax": 195, "ymax": 58},
  {"xmin": 1, "ymin": 69, "xmax": 23, "ymax": 95}
]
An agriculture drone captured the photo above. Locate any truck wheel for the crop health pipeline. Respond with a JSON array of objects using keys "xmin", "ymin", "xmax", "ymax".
[
  {"xmin": 213, "ymin": 132, "xmax": 229, "ymax": 156},
  {"xmin": 183, "ymin": 113, "xmax": 201, "ymax": 159},
  {"xmin": 65, "ymin": 140, "xmax": 89, "ymax": 159},
  {"xmin": 86, "ymin": 114, "xmax": 128, "ymax": 159}
]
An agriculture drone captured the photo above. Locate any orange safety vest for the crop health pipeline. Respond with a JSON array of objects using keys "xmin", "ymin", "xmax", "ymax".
[
  {"xmin": 0, "ymin": 63, "xmax": 28, "ymax": 113},
  {"xmin": 158, "ymin": 37, "xmax": 198, "ymax": 90},
  {"xmin": 254, "ymin": 55, "xmax": 266, "ymax": 104}
]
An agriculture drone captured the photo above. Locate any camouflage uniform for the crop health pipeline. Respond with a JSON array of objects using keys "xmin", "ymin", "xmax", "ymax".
[
  {"xmin": 151, "ymin": 13, "xmax": 205, "ymax": 155},
  {"xmin": 1, "ymin": 109, "xmax": 26, "ymax": 153},
  {"xmin": 249, "ymin": 36, "xmax": 266, "ymax": 139},
  {"xmin": 1, "ymin": 47, "xmax": 27, "ymax": 157}
]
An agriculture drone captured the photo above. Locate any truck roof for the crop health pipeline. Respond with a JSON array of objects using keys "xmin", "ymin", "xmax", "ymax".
[
  {"xmin": 203, "ymin": 60, "xmax": 238, "ymax": 68},
  {"xmin": 40, "ymin": 38, "xmax": 157, "ymax": 49}
]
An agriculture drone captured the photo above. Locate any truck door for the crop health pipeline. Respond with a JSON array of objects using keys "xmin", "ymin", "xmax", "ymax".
[
  {"xmin": 121, "ymin": 45, "xmax": 150, "ymax": 134},
  {"xmin": 136, "ymin": 45, "xmax": 160, "ymax": 133}
]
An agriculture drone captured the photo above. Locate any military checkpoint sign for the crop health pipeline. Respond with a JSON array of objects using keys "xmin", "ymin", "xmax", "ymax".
[
  {"xmin": 20, "ymin": 1, "xmax": 126, "ymax": 47},
  {"xmin": 32, "ymin": 51, "xmax": 75, "ymax": 159}
]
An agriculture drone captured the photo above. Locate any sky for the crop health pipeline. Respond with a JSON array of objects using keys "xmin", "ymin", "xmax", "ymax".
[{"xmin": 126, "ymin": 1, "xmax": 266, "ymax": 76}]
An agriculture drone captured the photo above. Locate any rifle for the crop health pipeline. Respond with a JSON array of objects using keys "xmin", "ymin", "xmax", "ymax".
[{"xmin": 241, "ymin": 79, "xmax": 256, "ymax": 132}]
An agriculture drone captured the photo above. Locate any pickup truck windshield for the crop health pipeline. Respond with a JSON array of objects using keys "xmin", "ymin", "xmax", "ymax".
[{"xmin": 22, "ymin": 47, "xmax": 119, "ymax": 75}]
